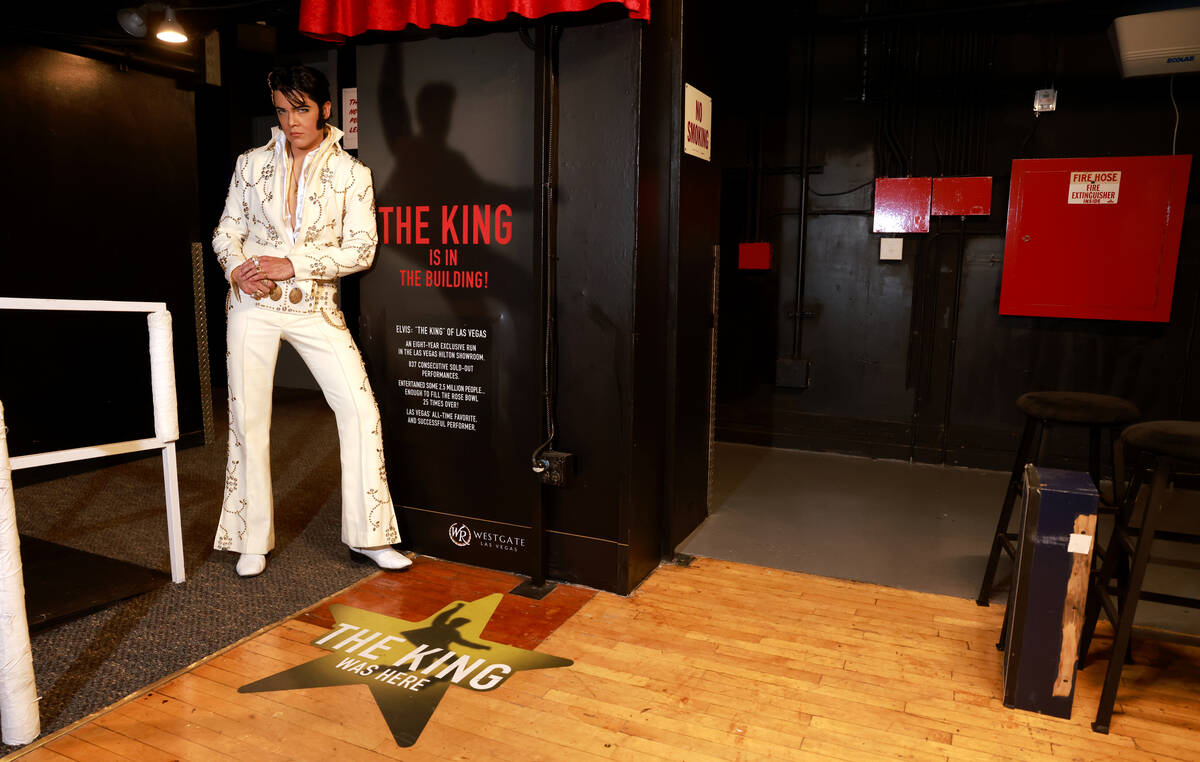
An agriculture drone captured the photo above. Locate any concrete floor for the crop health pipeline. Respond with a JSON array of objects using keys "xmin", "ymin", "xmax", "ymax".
[{"xmin": 679, "ymin": 442, "xmax": 1200, "ymax": 635}]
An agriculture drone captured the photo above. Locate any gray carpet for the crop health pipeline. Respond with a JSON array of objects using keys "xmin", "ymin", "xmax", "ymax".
[{"xmin": 2, "ymin": 388, "xmax": 381, "ymax": 753}]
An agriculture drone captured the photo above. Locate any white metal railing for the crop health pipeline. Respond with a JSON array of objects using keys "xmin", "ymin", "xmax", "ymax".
[
  {"xmin": 0, "ymin": 296, "xmax": 190, "ymax": 744},
  {"xmin": 0, "ymin": 297, "xmax": 186, "ymax": 584}
]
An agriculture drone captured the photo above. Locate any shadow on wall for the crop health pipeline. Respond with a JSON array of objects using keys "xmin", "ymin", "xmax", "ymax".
[
  {"xmin": 375, "ymin": 42, "xmax": 531, "ymax": 306},
  {"xmin": 369, "ymin": 42, "xmax": 535, "ymax": 470}
]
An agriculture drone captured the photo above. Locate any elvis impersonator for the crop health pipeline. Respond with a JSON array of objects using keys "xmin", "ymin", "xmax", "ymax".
[{"xmin": 212, "ymin": 65, "xmax": 408, "ymax": 577}]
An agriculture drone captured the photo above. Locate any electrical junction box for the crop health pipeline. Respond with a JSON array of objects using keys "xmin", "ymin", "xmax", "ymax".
[
  {"xmin": 932, "ymin": 176, "xmax": 992, "ymax": 216},
  {"xmin": 999, "ymin": 155, "xmax": 1192, "ymax": 322},
  {"xmin": 873, "ymin": 177, "xmax": 931, "ymax": 233},
  {"xmin": 537, "ymin": 450, "xmax": 574, "ymax": 487},
  {"xmin": 874, "ymin": 176, "xmax": 992, "ymax": 232}
]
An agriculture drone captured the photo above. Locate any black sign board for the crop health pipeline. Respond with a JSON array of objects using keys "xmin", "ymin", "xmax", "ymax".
[{"xmin": 357, "ymin": 35, "xmax": 539, "ymax": 573}]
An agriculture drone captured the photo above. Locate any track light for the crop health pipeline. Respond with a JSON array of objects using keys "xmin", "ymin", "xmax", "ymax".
[
  {"xmin": 156, "ymin": 7, "xmax": 188, "ymax": 44},
  {"xmin": 118, "ymin": 4, "xmax": 188, "ymax": 44},
  {"xmin": 117, "ymin": 7, "xmax": 148, "ymax": 38}
]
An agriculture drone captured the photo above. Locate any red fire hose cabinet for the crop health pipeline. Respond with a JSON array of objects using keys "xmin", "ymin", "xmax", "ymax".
[{"xmin": 999, "ymin": 155, "xmax": 1192, "ymax": 322}]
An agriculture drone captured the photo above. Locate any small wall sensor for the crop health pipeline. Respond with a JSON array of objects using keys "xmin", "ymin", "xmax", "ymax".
[
  {"xmin": 880, "ymin": 238, "xmax": 903, "ymax": 261},
  {"xmin": 1034, "ymin": 89, "xmax": 1058, "ymax": 113}
]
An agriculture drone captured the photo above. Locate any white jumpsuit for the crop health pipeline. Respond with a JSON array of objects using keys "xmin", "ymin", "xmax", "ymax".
[{"xmin": 211, "ymin": 125, "xmax": 399, "ymax": 554}]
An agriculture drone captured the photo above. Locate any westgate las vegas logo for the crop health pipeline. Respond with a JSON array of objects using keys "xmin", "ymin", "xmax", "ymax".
[
  {"xmin": 240, "ymin": 594, "xmax": 572, "ymax": 747},
  {"xmin": 448, "ymin": 520, "xmax": 527, "ymax": 553}
]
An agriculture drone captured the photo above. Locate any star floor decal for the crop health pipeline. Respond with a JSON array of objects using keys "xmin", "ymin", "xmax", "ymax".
[{"xmin": 240, "ymin": 593, "xmax": 573, "ymax": 747}]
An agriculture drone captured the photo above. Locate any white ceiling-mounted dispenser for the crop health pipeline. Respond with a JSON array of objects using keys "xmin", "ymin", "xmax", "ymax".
[{"xmin": 1110, "ymin": 6, "xmax": 1200, "ymax": 78}]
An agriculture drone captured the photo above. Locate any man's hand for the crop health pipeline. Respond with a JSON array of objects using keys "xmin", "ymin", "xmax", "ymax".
[
  {"xmin": 231, "ymin": 267, "xmax": 269, "ymax": 298},
  {"xmin": 233, "ymin": 256, "xmax": 295, "ymax": 298},
  {"xmin": 255, "ymin": 256, "xmax": 295, "ymax": 281}
]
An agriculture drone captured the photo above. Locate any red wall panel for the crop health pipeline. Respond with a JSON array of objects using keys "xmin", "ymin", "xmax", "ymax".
[
  {"xmin": 932, "ymin": 176, "xmax": 992, "ymax": 216},
  {"xmin": 873, "ymin": 177, "xmax": 931, "ymax": 233},
  {"xmin": 738, "ymin": 241, "xmax": 771, "ymax": 270},
  {"xmin": 999, "ymin": 155, "xmax": 1191, "ymax": 322}
]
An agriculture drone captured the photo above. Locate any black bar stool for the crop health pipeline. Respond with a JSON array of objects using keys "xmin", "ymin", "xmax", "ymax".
[
  {"xmin": 977, "ymin": 391, "xmax": 1140, "ymax": 609},
  {"xmin": 1077, "ymin": 420, "xmax": 1200, "ymax": 734}
]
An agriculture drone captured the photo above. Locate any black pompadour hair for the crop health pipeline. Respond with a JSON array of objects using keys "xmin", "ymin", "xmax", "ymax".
[{"xmin": 267, "ymin": 65, "xmax": 332, "ymax": 128}]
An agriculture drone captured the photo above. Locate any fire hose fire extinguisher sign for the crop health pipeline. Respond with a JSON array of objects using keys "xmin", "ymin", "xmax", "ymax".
[{"xmin": 1068, "ymin": 170, "xmax": 1121, "ymax": 204}]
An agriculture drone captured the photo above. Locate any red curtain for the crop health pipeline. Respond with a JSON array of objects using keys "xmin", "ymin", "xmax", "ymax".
[{"xmin": 300, "ymin": 0, "xmax": 650, "ymax": 41}]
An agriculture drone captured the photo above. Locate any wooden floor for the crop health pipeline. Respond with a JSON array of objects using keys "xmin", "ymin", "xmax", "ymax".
[{"xmin": 11, "ymin": 557, "xmax": 1200, "ymax": 761}]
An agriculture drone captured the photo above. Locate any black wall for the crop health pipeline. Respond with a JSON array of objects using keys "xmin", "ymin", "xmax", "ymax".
[
  {"xmin": 714, "ymin": 3, "xmax": 1200, "ymax": 471},
  {"xmin": 669, "ymin": 0, "xmax": 722, "ymax": 549},
  {"xmin": 632, "ymin": 0, "xmax": 681, "ymax": 579},
  {"xmin": 353, "ymin": 1, "xmax": 716, "ymax": 592},
  {"xmin": 553, "ymin": 20, "xmax": 648, "ymax": 588},
  {"xmin": 1, "ymin": 44, "xmax": 203, "ymax": 458}
]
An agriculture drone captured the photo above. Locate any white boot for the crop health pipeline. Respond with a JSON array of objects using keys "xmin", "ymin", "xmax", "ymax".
[
  {"xmin": 236, "ymin": 553, "xmax": 267, "ymax": 577},
  {"xmin": 350, "ymin": 546, "xmax": 412, "ymax": 570}
]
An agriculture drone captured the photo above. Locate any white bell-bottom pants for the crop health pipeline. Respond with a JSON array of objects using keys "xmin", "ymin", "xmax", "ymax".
[{"xmin": 215, "ymin": 304, "xmax": 400, "ymax": 554}]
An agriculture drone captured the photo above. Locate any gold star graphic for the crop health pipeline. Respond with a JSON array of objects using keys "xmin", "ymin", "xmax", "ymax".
[{"xmin": 240, "ymin": 593, "xmax": 572, "ymax": 747}]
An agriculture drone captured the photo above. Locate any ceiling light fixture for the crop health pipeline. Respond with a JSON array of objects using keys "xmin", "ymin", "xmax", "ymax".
[
  {"xmin": 156, "ymin": 7, "xmax": 188, "ymax": 44},
  {"xmin": 118, "ymin": 4, "xmax": 190, "ymax": 44},
  {"xmin": 116, "ymin": 7, "xmax": 148, "ymax": 38}
]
